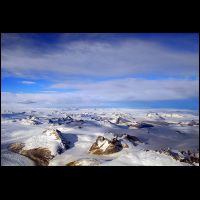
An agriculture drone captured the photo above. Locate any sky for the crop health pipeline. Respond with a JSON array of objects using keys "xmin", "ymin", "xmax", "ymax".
[{"xmin": 1, "ymin": 33, "xmax": 199, "ymax": 110}]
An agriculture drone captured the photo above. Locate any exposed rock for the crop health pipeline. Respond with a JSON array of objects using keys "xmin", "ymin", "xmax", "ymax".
[
  {"xmin": 49, "ymin": 116, "xmax": 74, "ymax": 125},
  {"xmin": 146, "ymin": 113, "xmax": 165, "ymax": 120},
  {"xmin": 63, "ymin": 116, "xmax": 73, "ymax": 121},
  {"xmin": 66, "ymin": 158, "xmax": 101, "ymax": 166},
  {"xmin": 76, "ymin": 119, "xmax": 84, "ymax": 124},
  {"xmin": 158, "ymin": 148, "xmax": 199, "ymax": 165},
  {"xmin": 42, "ymin": 129, "xmax": 61, "ymax": 140},
  {"xmin": 122, "ymin": 143, "xmax": 129, "ymax": 148},
  {"xmin": 42, "ymin": 128, "xmax": 70, "ymax": 150},
  {"xmin": 8, "ymin": 143, "xmax": 25, "ymax": 153},
  {"xmin": 8, "ymin": 143, "xmax": 54, "ymax": 166},
  {"xmin": 123, "ymin": 134, "xmax": 143, "ymax": 146},
  {"xmin": 175, "ymin": 130, "xmax": 185, "ymax": 135},
  {"xmin": 188, "ymin": 120, "xmax": 199, "ymax": 126},
  {"xmin": 125, "ymin": 134, "xmax": 141, "ymax": 142},
  {"xmin": 8, "ymin": 128, "xmax": 69, "ymax": 165},
  {"xmin": 111, "ymin": 117, "xmax": 139, "ymax": 127},
  {"xmin": 48, "ymin": 119, "xmax": 54, "ymax": 124},
  {"xmin": 129, "ymin": 122, "xmax": 154, "ymax": 129},
  {"xmin": 21, "ymin": 148, "xmax": 54, "ymax": 166},
  {"xmin": 189, "ymin": 156, "xmax": 199, "ymax": 164},
  {"xmin": 89, "ymin": 136, "xmax": 123, "ymax": 155},
  {"xmin": 159, "ymin": 148, "xmax": 181, "ymax": 161},
  {"xmin": 177, "ymin": 122, "xmax": 187, "ymax": 126},
  {"xmin": 28, "ymin": 115, "xmax": 38, "ymax": 120},
  {"xmin": 111, "ymin": 133, "xmax": 144, "ymax": 146},
  {"xmin": 116, "ymin": 117, "xmax": 131, "ymax": 125},
  {"xmin": 21, "ymin": 118, "xmax": 41, "ymax": 125},
  {"xmin": 178, "ymin": 120, "xmax": 199, "ymax": 127}
]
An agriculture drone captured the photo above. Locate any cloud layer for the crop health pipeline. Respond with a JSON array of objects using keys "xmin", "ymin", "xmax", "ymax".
[
  {"xmin": 2, "ymin": 37, "xmax": 199, "ymax": 79},
  {"xmin": 1, "ymin": 34, "xmax": 199, "ymax": 109},
  {"xmin": 1, "ymin": 78, "xmax": 198, "ymax": 108}
]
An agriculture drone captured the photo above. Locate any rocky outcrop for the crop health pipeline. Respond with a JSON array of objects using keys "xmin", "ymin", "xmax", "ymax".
[
  {"xmin": 129, "ymin": 122, "xmax": 154, "ymax": 129},
  {"xmin": 21, "ymin": 118, "xmax": 41, "ymax": 125},
  {"xmin": 158, "ymin": 148, "xmax": 199, "ymax": 165},
  {"xmin": 122, "ymin": 143, "xmax": 129, "ymax": 148},
  {"xmin": 188, "ymin": 120, "xmax": 199, "ymax": 126},
  {"xmin": 121, "ymin": 134, "xmax": 143, "ymax": 146},
  {"xmin": 158, "ymin": 148, "xmax": 182, "ymax": 161},
  {"xmin": 8, "ymin": 143, "xmax": 25, "ymax": 153},
  {"xmin": 116, "ymin": 117, "xmax": 131, "ymax": 125},
  {"xmin": 28, "ymin": 115, "xmax": 38, "ymax": 120},
  {"xmin": 66, "ymin": 158, "xmax": 101, "ymax": 166},
  {"xmin": 42, "ymin": 128, "xmax": 71, "ymax": 151},
  {"xmin": 146, "ymin": 113, "xmax": 165, "ymax": 120},
  {"xmin": 110, "ymin": 116, "xmax": 154, "ymax": 129},
  {"xmin": 125, "ymin": 134, "xmax": 141, "ymax": 142},
  {"xmin": 48, "ymin": 116, "xmax": 74, "ymax": 125},
  {"xmin": 112, "ymin": 133, "xmax": 143, "ymax": 146},
  {"xmin": 180, "ymin": 150, "xmax": 199, "ymax": 164},
  {"xmin": 89, "ymin": 136, "xmax": 123, "ymax": 155},
  {"xmin": 178, "ymin": 120, "xmax": 199, "ymax": 127},
  {"xmin": 42, "ymin": 129, "xmax": 61, "ymax": 140},
  {"xmin": 175, "ymin": 130, "xmax": 185, "ymax": 135},
  {"xmin": 21, "ymin": 147, "xmax": 53, "ymax": 166},
  {"xmin": 8, "ymin": 143, "xmax": 54, "ymax": 166},
  {"xmin": 8, "ymin": 129, "xmax": 69, "ymax": 166}
]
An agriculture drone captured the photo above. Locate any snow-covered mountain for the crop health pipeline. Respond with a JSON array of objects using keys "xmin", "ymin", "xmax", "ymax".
[{"xmin": 1, "ymin": 108, "xmax": 199, "ymax": 166}]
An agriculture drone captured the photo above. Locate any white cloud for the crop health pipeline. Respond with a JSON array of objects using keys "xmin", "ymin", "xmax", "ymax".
[
  {"xmin": 1, "ymin": 34, "xmax": 198, "ymax": 109},
  {"xmin": 1, "ymin": 78, "xmax": 199, "ymax": 108},
  {"xmin": 21, "ymin": 81, "xmax": 36, "ymax": 84},
  {"xmin": 41, "ymin": 91, "xmax": 57, "ymax": 93},
  {"xmin": 2, "ymin": 39, "xmax": 199, "ymax": 79},
  {"xmin": 53, "ymin": 78, "xmax": 199, "ymax": 101}
]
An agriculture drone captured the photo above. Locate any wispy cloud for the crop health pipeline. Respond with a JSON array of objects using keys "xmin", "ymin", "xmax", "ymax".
[
  {"xmin": 2, "ymin": 36, "xmax": 199, "ymax": 79},
  {"xmin": 21, "ymin": 81, "xmax": 36, "ymax": 85},
  {"xmin": 17, "ymin": 100, "xmax": 37, "ymax": 104},
  {"xmin": 1, "ymin": 34, "xmax": 198, "ymax": 109},
  {"xmin": 41, "ymin": 90, "xmax": 57, "ymax": 93},
  {"xmin": 1, "ymin": 78, "xmax": 198, "ymax": 108},
  {"xmin": 49, "ymin": 78, "xmax": 199, "ymax": 101}
]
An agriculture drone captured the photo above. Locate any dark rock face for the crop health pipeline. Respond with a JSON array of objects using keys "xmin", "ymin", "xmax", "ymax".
[
  {"xmin": 89, "ymin": 136, "xmax": 123, "ymax": 155},
  {"xmin": 158, "ymin": 149, "xmax": 181, "ymax": 161},
  {"xmin": 188, "ymin": 120, "xmax": 199, "ymax": 126},
  {"xmin": 125, "ymin": 134, "xmax": 141, "ymax": 142},
  {"xmin": 158, "ymin": 148, "xmax": 199, "ymax": 165},
  {"xmin": 111, "ymin": 133, "xmax": 144, "ymax": 146},
  {"xmin": 21, "ymin": 148, "xmax": 54, "ymax": 166},
  {"xmin": 48, "ymin": 116, "xmax": 74, "ymax": 125},
  {"xmin": 8, "ymin": 143, "xmax": 25, "ymax": 153},
  {"xmin": 132, "ymin": 123, "xmax": 154, "ymax": 128},
  {"xmin": 178, "ymin": 120, "xmax": 199, "ymax": 127},
  {"xmin": 175, "ymin": 130, "xmax": 185, "ymax": 135},
  {"xmin": 116, "ymin": 117, "xmax": 130, "ymax": 125},
  {"xmin": 8, "ymin": 143, "xmax": 54, "ymax": 166},
  {"xmin": 124, "ymin": 134, "xmax": 143, "ymax": 146},
  {"xmin": 48, "ymin": 119, "xmax": 54, "ymax": 124}
]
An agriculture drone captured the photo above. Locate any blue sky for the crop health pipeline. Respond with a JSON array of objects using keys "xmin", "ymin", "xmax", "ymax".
[{"xmin": 1, "ymin": 33, "xmax": 199, "ymax": 109}]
